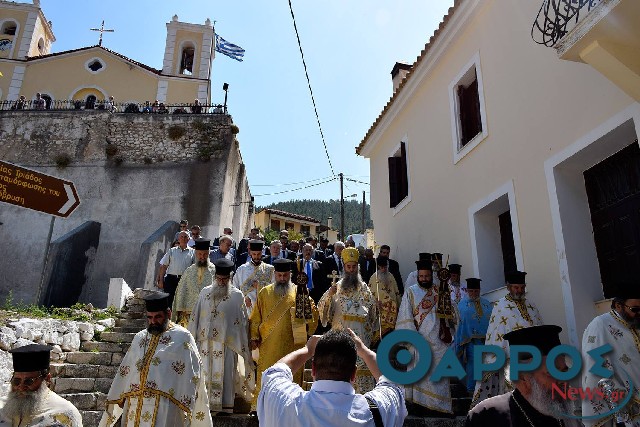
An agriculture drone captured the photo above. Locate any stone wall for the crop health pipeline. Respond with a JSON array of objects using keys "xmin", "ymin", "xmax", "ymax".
[{"xmin": 0, "ymin": 111, "xmax": 254, "ymax": 306}]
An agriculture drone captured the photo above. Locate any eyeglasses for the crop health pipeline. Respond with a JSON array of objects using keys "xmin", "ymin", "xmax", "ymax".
[
  {"xmin": 624, "ymin": 304, "xmax": 640, "ymax": 313},
  {"xmin": 11, "ymin": 374, "xmax": 44, "ymax": 387}
]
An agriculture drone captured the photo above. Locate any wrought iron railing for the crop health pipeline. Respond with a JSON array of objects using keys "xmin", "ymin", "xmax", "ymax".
[
  {"xmin": 0, "ymin": 99, "xmax": 227, "ymax": 115},
  {"xmin": 532, "ymin": 0, "xmax": 602, "ymax": 47}
]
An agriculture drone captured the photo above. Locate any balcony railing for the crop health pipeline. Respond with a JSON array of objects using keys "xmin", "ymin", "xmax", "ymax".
[
  {"xmin": 532, "ymin": 0, "xmax": 602, "ymax": 47},
  {"xmin": 0, "ymin": 99, "xmax": 227, "ymax": 115}
]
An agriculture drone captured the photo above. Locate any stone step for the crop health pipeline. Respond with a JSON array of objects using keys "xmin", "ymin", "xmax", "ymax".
[
  {"xmin": 51, "ymin": 377, "xmax": 113, "ymax": 394},
  {"xmin": 115, "ymin": 317, "xmax": 147, "ymax": 328},
  {"xmin": 111, "ymin": 326, "xmax": 143, "ymax": 334},
  {"xmin": 118, "ymin": 311, "xmax": 145, "ymax": 320},
  {"xmin": 59, "ymin": 392, "xmax": 106, "ymax": 411},
  {"xmin": 81, "ymin": 341, "xmax": 130, "ymax": 354},
  {"xmin": 65, "ymin": 351, "xmax": 123, "ymax": 366},
  {"xmin": 100, "ymin": 331, "xmax": 137, "ymax": 343},
  {"xmin": 80, "ymin": 410, "xmax": 103, "ymax": 427},
  {"xmin": 51, "ymin": 363, "xmax": 119, "ymax": 379}
]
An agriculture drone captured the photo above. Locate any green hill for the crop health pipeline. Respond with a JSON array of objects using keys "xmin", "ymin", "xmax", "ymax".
[{"xmin": 257, "ymin": 199, "xmax": 373, "ymax": 236}]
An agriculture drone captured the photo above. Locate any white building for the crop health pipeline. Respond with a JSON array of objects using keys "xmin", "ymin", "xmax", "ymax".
[{"xmin": 357, "ymin": 0, "xmax": 640, "ymax": 346}]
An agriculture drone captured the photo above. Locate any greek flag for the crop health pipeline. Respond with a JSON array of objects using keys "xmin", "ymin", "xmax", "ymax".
[{"xmin": 215, "ymin": 34, "xmax": 245, "ymax": 62}]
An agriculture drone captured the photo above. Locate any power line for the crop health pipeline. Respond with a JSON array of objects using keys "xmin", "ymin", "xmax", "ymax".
[
  {"xmin": 253, "ymin": 177, "xmax": 336, "ymax": 197},
  {"xmin": 345, "ymin": 177, "xmax": 370, "ymax": 186},
  {"xmin": 287, "ymin": 0, "xmax": 335, "ymax": 176},
  {"xmin": 249, "ymin": 176, "xmax": 334, "ymax": 187}
]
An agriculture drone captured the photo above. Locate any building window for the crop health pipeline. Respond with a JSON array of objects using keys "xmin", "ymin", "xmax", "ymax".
[
  {"xmin": 388, "ymin": 141, "xmax": 409, "ymax": 208},
  {"xmin": 1, "ymin": 21, "xmax": 16, "ymax": 35},
  {"xmin": 300, "ymin": 225, "xmax": 310, "ymax": 236},
  {"xmin": 449, "ymin": 52, "xmax": 488, "ymax": 163},
  {"xmin": 457, "ymin": 70, "xmax": 482, "ymax": 147},
  {"xmin": 270, "ymin": 219, "xmax": 280, "ymax": 231},
  {"xmin": 179, "ymin": 44, "xmax": 195, "ymax": 75},
  {"xmin": 37, "ymin": 37, "xmax": 44, "ymax": 55},
  {"xmin": 285, "ymin": 222, "xmax": 295, "ymax": 231},
  {"xmin": 85, "ymin": 57, "xmax": 106, "ymax": 74}
]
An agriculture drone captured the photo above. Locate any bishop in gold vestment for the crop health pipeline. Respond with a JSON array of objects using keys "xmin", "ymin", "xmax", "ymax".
[
  {"xmin": 318, "ymin": 247, "xmax": 379, "ymax": 394},
  {"xmin": 368, "ymin": 256, "xmax": 401, "ymax": 345},
  {"xmin": 249, "ymin": 259, "xmax": 318, "ymax": 410}
]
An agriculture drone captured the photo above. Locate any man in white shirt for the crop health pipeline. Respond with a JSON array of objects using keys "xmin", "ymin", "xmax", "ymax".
[{"xmin": 257, "ymin": 329, "xmax": 407, "ymax": 427}]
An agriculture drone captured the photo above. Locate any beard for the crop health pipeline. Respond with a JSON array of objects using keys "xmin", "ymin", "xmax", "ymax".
[
  {"xmin": 274, "ymin": 280, "xmax": 292, "ymax": 297},
  {"xmin": 212, "ymin": 280, "xmax": 229, "ymax": 299},
  {"xmin": 147, "ymin": 316, "xmax": 169, "ymax": 335},
  {"xmin": 341, "ymin": 271, "xmax": 362, "ymax": 292},
  {"xmin": 526, "ymin": 377, "xmax": 572, "ymax": 419},
  {"xmin": 418, "ymin": 280, "xmax": 433, "ymax": 289},
  {"xmin": 510, "ymin": 292, "xmax": 526, "ymax": 301},
  {"xmin": 196, "ymin": 259, "xmax": 209, "ymax": 268},
  {"xmin": 620, "ymin": 309, "xmax": 640, "ymax": 329},
  {"xmin": 3, "ymin": 381, "xmax": 48, "ymax": 419}
]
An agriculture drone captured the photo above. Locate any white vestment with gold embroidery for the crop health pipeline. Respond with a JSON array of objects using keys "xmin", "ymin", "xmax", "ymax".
[
  {"xmin": 99, "ymin": 323, "xmax": 212, "ymax": 427},
  {"xmin": 581, "ymin": 310, "xmax": 640, "ymax": 427},
  {"xmin": 0, "ymin": 389, "xmax": 82, "ymax": 426},
  {"xmin": 395, "ymin": 284, "xmax": 458, "ymax": 413},
  {"xmin": 231, "ymin": 262, "xmax": 274, "ymax": 318},
  {"xmin": 187, "ymin": 285, "xmax": 255, "ymax": 413}
]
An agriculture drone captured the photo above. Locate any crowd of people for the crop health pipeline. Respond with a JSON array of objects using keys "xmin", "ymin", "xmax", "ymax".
[{"xmin": 0, "ymin": 219, "xmax": 638, "ymax": 426}]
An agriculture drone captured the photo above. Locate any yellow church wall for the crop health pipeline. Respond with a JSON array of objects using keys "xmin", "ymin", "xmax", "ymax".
[
  {"xmin": 0, "ymin": 62, "xmax": 14, "ymax": 97},
  {"xmin": 26, "ymin": 15, "xmax": 53, "ymax": 57},
  {"xmin": 19, "ymin": 50, "xmax": 159, "ymax": 102},
  {"xmin": 172, "ymin": 29, "xmax": 206, "ymax": 78},
  {"xmin": 164, "ymin": 78, "xmax": 201, "ymax": 104}
]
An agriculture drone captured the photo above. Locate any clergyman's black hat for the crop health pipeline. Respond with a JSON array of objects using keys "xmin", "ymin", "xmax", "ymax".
[
  {"xmin": 143, "ymin": 292, "xmax": 171, "ymax": 312},
  {"xmin": 193, "ymin": 239, "xmax": 211, "ymax": 251},
  {"xmin": 213, "ymin": 258, "xmax": 234, "ymax": 276},
  {"xmin": 504, "ymin": 325, "xmax": 562, "ymax": 358},
  {"xmin": 418, "ymin": 252, "xmax": 432, "ymax": 261},
  {"xmin": 377, "ymin": 256, "xmax": 388, "ymax": 267},
  {"xmin": 10, "ymin": 344, "xmax": 52, "ymax": 372},
  {"xmin": 249, "ymin": 239, "xmax": 264, "ymax": 251},
  {"xmin": 465, "ymin": 278, "xmax": 482, "ymax": 289},
  {"xmin": 273, "ymin": 258, "xmax": 293, "ymax": 272},
  {"xmin": 415, "ymin": 259, "xmax": 432, "ymax": 271},
  {"xmin": 449, "ymin": 264, "xmax": 462, "ymax": 274},
  {"xmin": 505, "ymin": 271, "xmax": 527, "ymax": 285}
]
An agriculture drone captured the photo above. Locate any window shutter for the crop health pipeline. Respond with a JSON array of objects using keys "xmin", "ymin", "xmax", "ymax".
[
  {"xmin": 399, "ymin": 142, "xmax": 409, "ymax": 201},
  {"xmin": 388, "ymin": 157, "xmax": 400, "ymax": 208}
]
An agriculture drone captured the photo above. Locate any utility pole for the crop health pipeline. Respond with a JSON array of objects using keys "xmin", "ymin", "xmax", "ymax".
[
  {"xmin": 362, "ymin": 191, "xmax": 365, "ymax": 234},
  {"xmin": 339, "ymin": 173, "xmax": 344, "ymax": 241}
]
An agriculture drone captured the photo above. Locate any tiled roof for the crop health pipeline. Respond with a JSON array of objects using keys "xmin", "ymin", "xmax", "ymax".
[
  {"xmin": 356, "ymin": 0, "xmax": 462, "ymax": 155},
  {"xmin": 259, "ymin": 209, "xmax": 320, "ymax": 224},
  {"xmin": 26, "ymin": 45, "xmax": 162, "ymax": 75}
]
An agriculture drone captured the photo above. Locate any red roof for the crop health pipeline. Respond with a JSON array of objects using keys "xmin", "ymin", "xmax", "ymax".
[
  {"xmin": 356, "ymin": 0, "xmax": 462, "ymax": 155},
  {"xmin": 258, "ymin": 209, "xmax": 320, "ymax": 224}
]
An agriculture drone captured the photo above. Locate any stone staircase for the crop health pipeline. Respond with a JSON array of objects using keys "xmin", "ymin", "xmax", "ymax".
[
  {"xmin": 49, "ymin": 297, "xmax": 147, "ymax": 427},
  {"xmin": 48, "ymin": 293, "xmax": 467, "ymax": 426}
]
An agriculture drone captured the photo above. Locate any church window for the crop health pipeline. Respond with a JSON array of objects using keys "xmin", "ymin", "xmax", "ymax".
[
  {"xmin": 179, "ymin": 44, "xmax": 195, "ymax": 75},
  {"xmin": 388, "ymin": 141, "xmax": 409, "ymax": 209},
  {"xmin": 85, "ymin": 57, "xmax": 106, "ymax": 74},
  {"xmin": 37, "ymin": 38, "xmax": 45, "ymax": 55},
  {"xmin": 1, "ymin": 21, "xmax": 17, "ymax": 35},
  {"xmin": 88, "ymin": 60, "xmax": 103, "ymax": 71},
  {"xmin": 449, "ymin": 52, "xmax": 488, "ymax": 163}
]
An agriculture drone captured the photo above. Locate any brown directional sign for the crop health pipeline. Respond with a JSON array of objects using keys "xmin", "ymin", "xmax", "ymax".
[{"xmin": 0, "ymin": 160, "xmax": 80, "ymax": 218}]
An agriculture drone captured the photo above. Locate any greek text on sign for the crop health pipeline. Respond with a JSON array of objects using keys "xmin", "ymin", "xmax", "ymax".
[{"xmin": 0, "ymin": 160, "xmax": 80, "ymax": 218}]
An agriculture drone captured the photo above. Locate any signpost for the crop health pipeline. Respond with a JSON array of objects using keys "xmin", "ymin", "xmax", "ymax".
[{"xmin": 0, "ymin": 160, "xmax": 80, "ymax": 217}]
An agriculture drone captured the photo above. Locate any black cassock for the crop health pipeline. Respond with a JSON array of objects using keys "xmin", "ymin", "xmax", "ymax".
[{"xmin": 466, "ymin": 389, "xmax": 583, "ymax": 427}]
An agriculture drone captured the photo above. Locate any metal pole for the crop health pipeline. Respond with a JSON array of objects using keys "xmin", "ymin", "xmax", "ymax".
[
  {"xmin": 37, "ymin": 216, "xmax": 55, "ymax": 304},
  {"xmin": 362, "ymin": 191, "xmax": 365, "ymax": 234},
  {"xmin": 339, "ymin": 173, "xmax": 344, "ymax": 241}
]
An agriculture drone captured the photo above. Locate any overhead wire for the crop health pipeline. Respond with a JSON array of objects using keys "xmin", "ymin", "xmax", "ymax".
[
  {"xmin": 287, "ymin": 0, "xmax": 335, "ymax": 176},
  {"xmin": 345, "ymin": 177, "xmax": 370, "ymax": 186},
  {"xmin": 249, "ymin": 176, "xmax": 334, "ymax": 187},
  {"xmin": 253, "ymin": 177, "xmax": 336, "ymax": 197}
]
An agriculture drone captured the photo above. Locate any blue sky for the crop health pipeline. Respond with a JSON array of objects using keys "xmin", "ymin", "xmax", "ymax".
[{"xmin": 39, "ymin": 0, "xmax": 454, "ymax": 205}]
